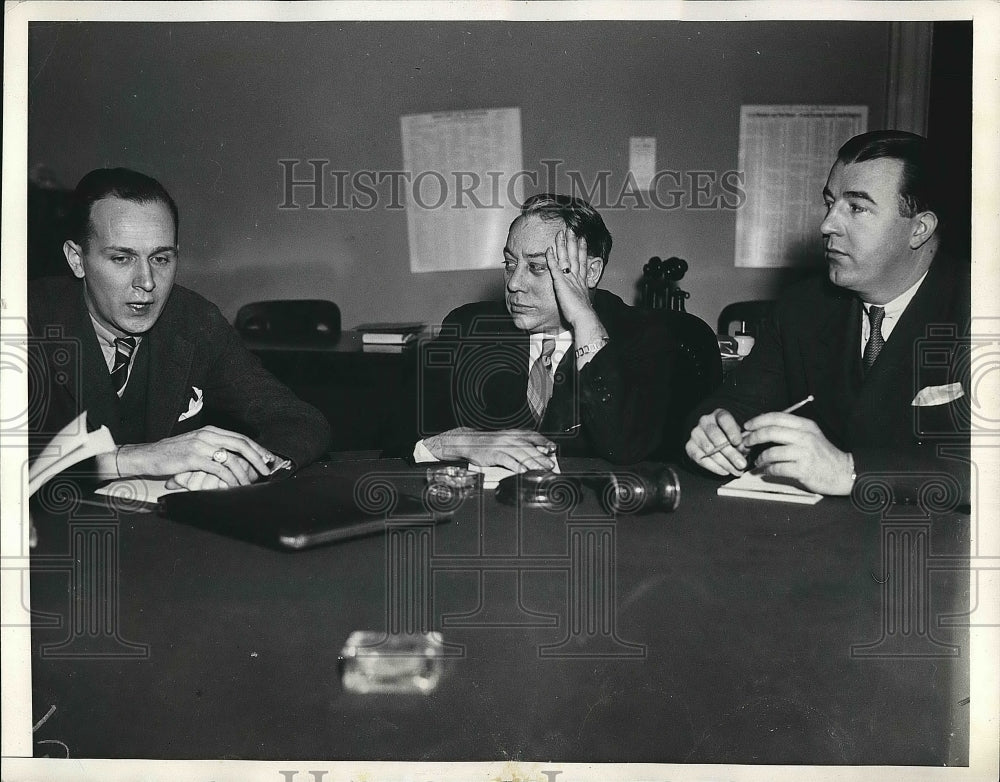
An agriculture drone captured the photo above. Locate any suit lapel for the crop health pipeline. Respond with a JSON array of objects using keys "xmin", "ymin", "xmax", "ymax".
[
  {"xmin": 144, "ymin": 316, "xmax": 195, "ymax": 442},
  {"xmin": 851, "ymin": 261, "xmax": 954, "ymax": 436},
  {"xmin": 69, "ymin": 291, "xmax": 123, "ymax": 435},
  {"xmin": 808, "ymin": 291, "xmax": 862, "ymax": 446},
  {"xmin": 540, "ymin": 349, "xmax": 578, "ymax": 433}
]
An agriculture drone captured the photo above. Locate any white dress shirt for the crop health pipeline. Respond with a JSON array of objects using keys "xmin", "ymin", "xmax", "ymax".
[
  {"xmin": 413, "ymin": 329, "xmax": 574, "ymax": 463},
  {"xmin": 860, "ymin": 271, "xmax": 928, "ymax": 358}
]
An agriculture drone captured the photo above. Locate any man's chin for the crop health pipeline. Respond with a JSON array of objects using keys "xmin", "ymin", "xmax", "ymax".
[
  {"xmin": 117, "ymin": 309, "xmax": 162, "ymax": 335},
  {"xmin": 510, "ymin": 312, "xmax": 534, "ymax": 330}
]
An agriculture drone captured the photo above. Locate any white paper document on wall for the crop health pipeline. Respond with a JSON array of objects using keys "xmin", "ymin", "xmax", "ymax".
[
  {"xmin": 401, "ymin": 107, "xmax": 523, "ymax": 273},
  {"xmin": 734, "ymin": 105, "xmax": 867, "ymax": 268},
  {"xmin": 629, "ymin": 137, "xmax": 657, "ymax": 191}
]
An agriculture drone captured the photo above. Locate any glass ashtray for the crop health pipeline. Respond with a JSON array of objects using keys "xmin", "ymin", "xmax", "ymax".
[
  {"xmin": 339, "ymin": 630, "xmax": 445, "ymax": 694},
  {"xmin": 425, "ymin": 465, "xmax": 481, "ymax": 505}
]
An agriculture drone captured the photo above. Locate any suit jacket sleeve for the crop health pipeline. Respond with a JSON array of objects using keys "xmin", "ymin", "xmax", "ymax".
[
  {"xmin": 380, "ymin": 306, "xmax": 480, "ymax": 459},
  {"xmin": 571, "ymin": 311, "xmax": 679, "ymax": 463},
  {"xmin": 685, "ymin": 305, "xmax": 792, "ymax": 432},
  {"xmin": 195, "ymin": 302, "xmax": 331, "ymax": 469}
]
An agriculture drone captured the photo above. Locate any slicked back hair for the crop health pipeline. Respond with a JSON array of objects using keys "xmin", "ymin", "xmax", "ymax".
[
  {"xmin": 836, "ymin": 130, "xmax": 944, "ymax": 224},
  {"xmin": 519, "ymin": 193, "xmax": 613, "ymax": 265},
  {"xmin": 67, "ymin": 168, "xmax": 179, "ymax": 247}
]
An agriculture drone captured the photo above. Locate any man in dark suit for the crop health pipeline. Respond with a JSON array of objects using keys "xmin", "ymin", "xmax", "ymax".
[
  {"xmin": 390, "ymin": 193, "xmax": 682, "ymax": 471},
  {"xmin": 29, "ymin": 167, "xmax": 330, "ymax": 490},
  {"xmin": 686, "ymin": 130, "xmax": 970, "ymax": 501}
]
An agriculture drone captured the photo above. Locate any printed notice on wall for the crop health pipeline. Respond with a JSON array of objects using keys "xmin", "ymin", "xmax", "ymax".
[
  {"xmin": 401, "ymin": 107, "xmax": 523, "ymax": 273},
  {"xmin": 629, "ymin": 137, "xmax": 657, "ymax": 191},
  {"xmin": 734, "ymin": 105, "xmax": 867, "ymax": 268}
]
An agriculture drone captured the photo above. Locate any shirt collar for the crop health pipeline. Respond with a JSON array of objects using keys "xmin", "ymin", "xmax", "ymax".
[
  {"xmin": 89, "ymin": 313, "xmax": 143, "ymax": 349},
  {"xmin": 862, "ymin": 270, "xmax": 929, "ymax": 321},
  {"xmin": 529, "ymin": 330, "xmax": 573, "ymax": 364}
]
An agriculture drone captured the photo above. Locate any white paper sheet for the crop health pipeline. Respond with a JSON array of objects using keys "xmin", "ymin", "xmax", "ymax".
[
  {"xmin": 717, "ymin": 470, "xmax": 822, "ymax": 504},
  {"xmin": 629, "ymin": 136, "xmax": 657, "ymax": 191},
  {"xmin": 401, "ymin": 107, "xmax": 523, "ymax": 272},
  {"xmin": 27, "ymin": 413, "xmax": 115, "ymax": 496},
  {"xmin": 95, "ymin": 477, "xmax": 185, "ymax": 504},
  {"xmin": 735, "ymin": 105, "xmax": 867, "ymax": 268}
]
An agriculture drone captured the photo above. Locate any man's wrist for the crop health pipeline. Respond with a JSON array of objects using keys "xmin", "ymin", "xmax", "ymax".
[
  {"xmin": 841, "ymin": 451, "xmax": 857, "ymax": 495},
  {"xmin": 569, "ymin": 311, "xmax": 607, "ymax": 345}
]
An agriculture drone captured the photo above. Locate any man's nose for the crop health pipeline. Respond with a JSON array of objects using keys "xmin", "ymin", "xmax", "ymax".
[
  {"xmin": 132, "ymin": 259, "xmax": 155, "ymax": 291},
  {"xmin": 506, "ymin": 264, "xmax": 526, "ymax": 291},
  {"xmin": 820, "ymin": 206, "xmax": 841, "ymax": 237}
]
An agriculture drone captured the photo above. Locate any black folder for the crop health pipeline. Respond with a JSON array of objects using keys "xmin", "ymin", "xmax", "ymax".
[{"xmin": 158, "ymin": 465, "xmax": 448, "ymax": 550}]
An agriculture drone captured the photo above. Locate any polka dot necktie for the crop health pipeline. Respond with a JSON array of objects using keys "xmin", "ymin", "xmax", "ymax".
[{"xmin": 863, "ymin": 306, "xmax": 885, "ymax": 371}]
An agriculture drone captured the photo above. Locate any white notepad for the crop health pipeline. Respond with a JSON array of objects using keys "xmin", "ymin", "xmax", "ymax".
[
  {"xmin": 95, "ymin": 478, "xmax": 184, "ymax": 504},
  {"xmin": 717, "ymin": 471, "xmax": 822, "ymax": 505}
]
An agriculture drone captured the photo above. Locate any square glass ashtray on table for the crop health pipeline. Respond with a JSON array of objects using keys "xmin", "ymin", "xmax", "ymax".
[{"xmin": 339, "ymin": 630, "xmax": 445, "ymax": 694}]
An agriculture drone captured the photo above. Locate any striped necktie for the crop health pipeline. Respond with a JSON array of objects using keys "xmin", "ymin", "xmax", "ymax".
[
  {"xmin": 863, "ymin": 305, "xmax": 885, "ymax": 371},
  {"xmin": 527, "ymin": 337, "xmax": 556, "ymax": 423},
  {"xmin": 111, "ymin": 336, "xmax": 137, "ymax": 396}
]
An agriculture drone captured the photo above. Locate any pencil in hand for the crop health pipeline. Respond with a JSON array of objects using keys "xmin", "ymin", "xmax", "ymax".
[{"xmin": 700, "ymin": 395, "xmax": 815, "ymax": 458}]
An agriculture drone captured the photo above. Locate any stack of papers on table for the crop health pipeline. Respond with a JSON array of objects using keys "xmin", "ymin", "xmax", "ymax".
[
  {"xmin": 717, "ymin": 471, "xmax": 822, "ymax": 504},
  {"xmin": 357, "ymin": 322, "xmax": 425, "ymax": 346}
]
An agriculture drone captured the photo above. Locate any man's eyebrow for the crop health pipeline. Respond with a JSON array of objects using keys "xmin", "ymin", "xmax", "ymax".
[
  {"xmin": 102, "ymin": 245, "xmax": 178, "ymax": 255},
  {"xmin": 842, "ymin": 189, "xmax": 877, "ymax": 205}
]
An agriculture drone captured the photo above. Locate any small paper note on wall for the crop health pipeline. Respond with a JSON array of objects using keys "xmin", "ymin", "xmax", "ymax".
[{"xmin": 629, "ymin": 137, "xmax": 657, "ymax": 191}]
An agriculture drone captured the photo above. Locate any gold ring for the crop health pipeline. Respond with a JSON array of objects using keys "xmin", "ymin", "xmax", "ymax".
[{"xmin": 212, "ymin": 448, "xmax": 228, "ymax": 464}]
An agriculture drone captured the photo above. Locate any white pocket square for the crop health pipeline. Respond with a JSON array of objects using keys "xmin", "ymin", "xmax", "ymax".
[
  {"xmin": 912, "ymin": 382, "xmax": 964, "ymax": 407},
  {"xmin": 178, "ymin": 386, "xmax": 204, "ymax": 421}
]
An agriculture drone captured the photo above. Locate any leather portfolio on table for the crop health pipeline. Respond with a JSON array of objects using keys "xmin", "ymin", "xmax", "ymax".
[{"xmin": 159, "ymin": 463, "xmax": 446, "ymax": 550}]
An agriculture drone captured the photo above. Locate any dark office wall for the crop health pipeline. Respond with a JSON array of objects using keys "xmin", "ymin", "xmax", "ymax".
[{"xmin": 27, "ymin": 21, "xmax": 890, "ymax": 328}]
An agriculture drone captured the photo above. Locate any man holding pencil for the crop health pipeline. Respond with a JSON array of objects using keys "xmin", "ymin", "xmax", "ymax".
[{"xmin": 685, "ymin": 130, "xmax": 970, "ymax": 500}]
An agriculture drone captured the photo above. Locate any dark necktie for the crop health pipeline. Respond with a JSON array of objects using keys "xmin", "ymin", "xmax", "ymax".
[
  {"xmin": 527, "ymin": 337, "xmax": 556, "ymax": 423},
  {"xmin": 111, "ymin": 336, "xmax": 137, "ymax": 395},
  {"xmin": 863, "ymin": 305, "xmax": 885, "ymax": 371}
]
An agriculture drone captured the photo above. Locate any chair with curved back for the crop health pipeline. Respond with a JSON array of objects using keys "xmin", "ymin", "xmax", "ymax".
[
  {"xmin": 647, "ymin": 308, "xmax": 724, "ymax": 458},
  {"xmin": 235, "ymin": 299, "xmax": 341, "ymax": 345},
  {"xmin": 717, "ymin": 300, "xmax": 775, "ymax": 338}
]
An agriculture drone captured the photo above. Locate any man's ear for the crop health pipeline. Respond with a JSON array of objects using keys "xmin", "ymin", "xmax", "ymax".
[
  {"xmin": 909, "ymin": 211, "xmax": 939, "ymax": 250},
  {"xmin": 585, "ymin": 256, "xmax": 606, "ymax": 289},
  {"xmin": 63, "ymin": 240, "xmax": 86, "ymax": 279}
]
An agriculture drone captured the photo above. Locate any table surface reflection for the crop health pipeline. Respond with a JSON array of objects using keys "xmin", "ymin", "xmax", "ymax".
[{"xmin": 29, "ymin": 457, "xmax": 970, "ymax": 763}]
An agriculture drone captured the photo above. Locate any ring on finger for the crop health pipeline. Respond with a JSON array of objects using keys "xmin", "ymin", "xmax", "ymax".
[
  {"xmin": 212, "ymin": 448, "xmax": 229, "ymax": 464},
  {"xmin": 561, "ymin": 267, "xmax": 572, "ymax": 274}
]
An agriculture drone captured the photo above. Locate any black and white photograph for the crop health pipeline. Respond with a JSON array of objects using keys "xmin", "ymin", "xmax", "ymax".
[{"xmin": 2, "ymin": 1, "xmax": 998, "ymax": 781}]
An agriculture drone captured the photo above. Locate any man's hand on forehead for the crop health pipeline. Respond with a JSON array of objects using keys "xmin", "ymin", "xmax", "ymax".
[{"xmin": 545, "ymin": 228, "xmax": 608, "ymax": 352}]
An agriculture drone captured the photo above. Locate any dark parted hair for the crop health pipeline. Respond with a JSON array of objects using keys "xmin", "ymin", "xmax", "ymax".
[
  {"xmin": 67, "ymin": 168, "xmax": 179, "ymax": 247},
  {"xmin": 836, "ymin": 130, "xmax": 945, "ymax": 224},
  {"xmin": 520, "ymin": 193, "xmax": 613, "ymax": 264}
]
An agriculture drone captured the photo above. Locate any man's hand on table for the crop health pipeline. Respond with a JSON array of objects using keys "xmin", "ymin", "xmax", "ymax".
[
  {"xmin": 687, "ymin": 408, "xmax": 855, "ymax": 495},
  {"xmin": 423, "ymin": 427, "xmax": 557, "ymax": 472},
  {"xmin": 100, "ymin": 425, "xmax": 275, "ymax": 489},
  {"xmin": 686, "ymin": 408, "xmax": 749, "ymax": 476},
  {"xmin": 744, "ymin": 412, "xmax": 855, "ymax": 495}
]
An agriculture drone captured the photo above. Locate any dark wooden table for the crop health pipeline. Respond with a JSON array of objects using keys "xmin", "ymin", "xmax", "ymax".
[{"xmin": 29, "ymin": 459, "xmax": 970, "ymax": 763}]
